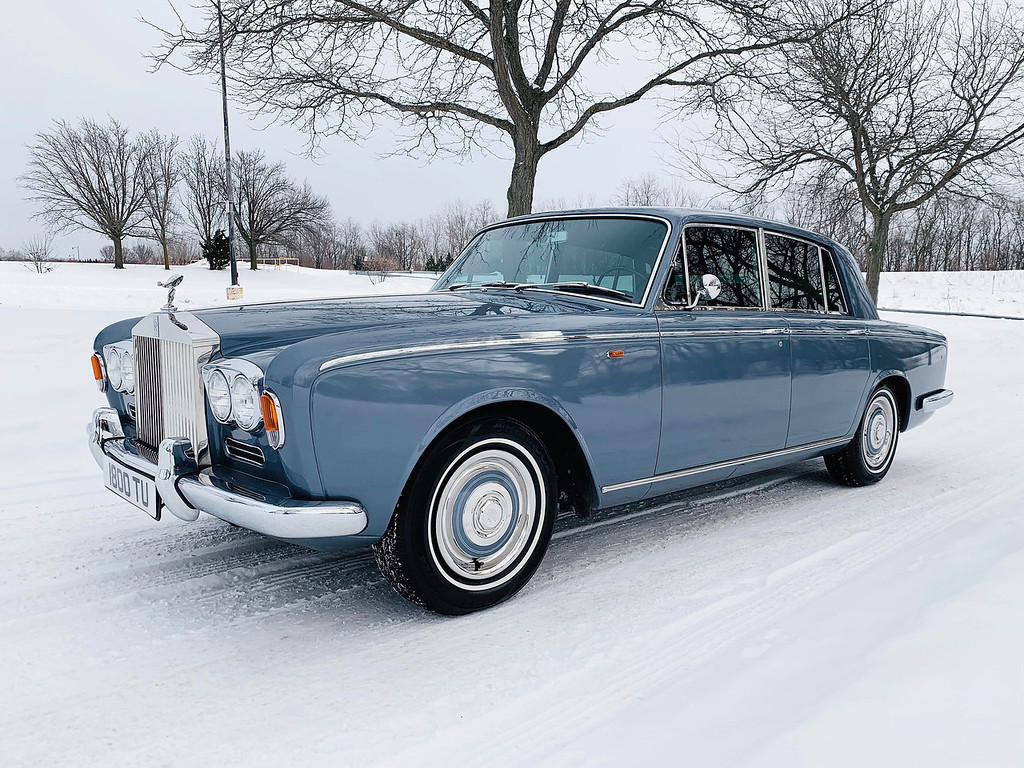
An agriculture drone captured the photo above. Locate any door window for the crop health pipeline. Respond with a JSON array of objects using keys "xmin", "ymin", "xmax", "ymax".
[
  {"xmin": 679, "ymin": 226, "xmax": 762, "ymax": 308},
  {"xmin": 765, "ymin": 233, "xmax": 824, "ymax": 311}
]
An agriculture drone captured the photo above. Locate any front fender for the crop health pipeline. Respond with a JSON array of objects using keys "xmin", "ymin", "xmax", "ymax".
[
  {"xmin": 306, "ymin": 334, "xmax": 661, "ymax": 539},
  {"xmin": 409, "ymin": 386, "xmax": 601, "ymax": 490}
]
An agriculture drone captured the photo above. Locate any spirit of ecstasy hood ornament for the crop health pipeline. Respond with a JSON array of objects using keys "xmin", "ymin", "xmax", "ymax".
[{"xmin": 158, "ymin": 273, "xmax": 184, "ymax": 312}]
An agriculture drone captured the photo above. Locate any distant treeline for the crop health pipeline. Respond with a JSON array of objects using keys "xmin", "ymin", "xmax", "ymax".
[{"xmin": 9, "ymin": 158, "xmax": 1024, "ymax": 273}]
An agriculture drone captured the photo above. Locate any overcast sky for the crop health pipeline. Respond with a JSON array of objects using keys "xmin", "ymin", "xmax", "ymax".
[{"xmin": 0, "ymin": 1, "xmax": 696, "ymax": 259}]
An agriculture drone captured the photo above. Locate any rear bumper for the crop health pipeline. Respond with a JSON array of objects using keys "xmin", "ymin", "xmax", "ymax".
[
  {"xmin": 918, "ymin": 389, "xmax": 954, "ymax": 413},
  {"xmin": 88, "ymin": 407, "xmax": 368, "ymax": 542}
]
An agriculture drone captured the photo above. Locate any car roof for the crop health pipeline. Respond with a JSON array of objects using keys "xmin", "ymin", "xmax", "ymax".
[{"xmin": 501, "ymin": 207, "xmax": 843, "ymax": 251}]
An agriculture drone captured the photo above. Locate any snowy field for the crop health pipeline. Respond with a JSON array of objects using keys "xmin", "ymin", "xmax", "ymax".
[{"xmin": 1, "ymin": 262, "xmax": 1022, "ymax": 766}]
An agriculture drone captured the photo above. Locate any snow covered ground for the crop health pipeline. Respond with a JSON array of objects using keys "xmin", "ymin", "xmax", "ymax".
[{"xmin": 1, "ymin": 263, "xmax": 1022, "ymax": 767}]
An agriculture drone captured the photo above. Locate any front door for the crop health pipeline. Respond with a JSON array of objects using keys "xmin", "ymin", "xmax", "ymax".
[{"xmin": 656, "ymin": 224, "xmax": 792, "ymax": 478}]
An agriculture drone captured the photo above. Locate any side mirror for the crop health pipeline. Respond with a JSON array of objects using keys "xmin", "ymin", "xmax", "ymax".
[{"xmin": 686, "ymin": 274, "xmax": 722, "ymax": 309}]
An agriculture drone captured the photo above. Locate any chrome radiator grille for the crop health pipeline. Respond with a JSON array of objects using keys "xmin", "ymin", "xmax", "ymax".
[{"xmin": 131, "ymin": 312, "xmax": 219, "ymax": 461}]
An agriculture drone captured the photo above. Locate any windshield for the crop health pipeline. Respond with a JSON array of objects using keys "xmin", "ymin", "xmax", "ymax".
[{"xmin": 431, "ymin": 217, "xmax": 669, "ymax": 304}]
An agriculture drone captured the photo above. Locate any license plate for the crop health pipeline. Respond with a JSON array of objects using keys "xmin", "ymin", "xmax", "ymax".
[{"xmin": 105, "ymin": 459, "xmax": 160, "ymax": 519}]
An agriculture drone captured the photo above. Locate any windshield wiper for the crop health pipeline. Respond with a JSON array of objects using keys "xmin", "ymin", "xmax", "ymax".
[
  {"xmin": 448, "ymin": 281, "xmax": 519, "ymax": 291},
  {"xmin": 514, "ymin": 281, "xmax": 632, "ymax": 301}
]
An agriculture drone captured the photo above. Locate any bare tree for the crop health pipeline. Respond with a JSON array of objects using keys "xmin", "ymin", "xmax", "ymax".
[
  {"xmin": 142, "ymin": 130, "xmax": 182, "ymax": 270},
  {"xmin": 613, "ymin": 173, "xmax": 698, "ymax": 207},
  {"xmin": 126, "ymin": 240, "xmax": 160, "ymax": 265},
  {"xmin": 690, "ymin": 0, "xmax": 1024, "ymax": 301},
  {"xmin": 442, "ymin": 199, "xmax": 498, "ymax": 253},
  {"xmin": 366, "ymin": 254, "xmax": 395, "ymax": 284},
  {"xmin": 23, "ymin": 234, "xmax": 56, "ymax": 274},
  {"xmin": 781, "ymin": 173, "xmax": 870, "ymax": 262},
  {"xmin": 336, "ymin": 218, "xmax": 369, "ymax": 270},
  {"xmin": 153, "ymin": 0, "xmax": 831, "ymax": 217},
  {"xmin": 369, "ymin": 220, "xmax": 422, "ymax": 271},
  {"xmin": 879, "ymin": 190, "xmax": 1024, "ymax": 272},
  {"xmin": 233, "ymin": 149, "xmax": 331, "ymax": 269},
  {"xmin": 21, "ymin": 117, "xmax": 151, "ymax": 269},
  {"xmin": 167, "ymin": 238, "xmax": 199, "ymax": 266},
  {"xmin": 179, "ymin": 134, "xmax": 224, "ymax": 247}
]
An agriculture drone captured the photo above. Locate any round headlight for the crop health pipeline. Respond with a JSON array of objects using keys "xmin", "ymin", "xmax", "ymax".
[
  {"xmin": 230, "ymin": 374, "xmax": 261, "ymax": 430},
  {"xmin": 120, "ymin": 350, "xmax": 135, "ymax": 394},
  {"xmin": 105, "ymin": 348, "xmax": 124, "ymax": 391},
  {"xmin": 207, "ymin": 369, "xmax": 232, "ymax": 423}
]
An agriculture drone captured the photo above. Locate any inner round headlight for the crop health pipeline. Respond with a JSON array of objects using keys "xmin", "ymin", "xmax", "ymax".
[
  {"xmin": 120, "ymin": 350, "xmax": 135, "ymax": 394},
  {"xmin": 105, "ymin": 348, "xmax": 124, "ymax": 391},
  {"xmin": 230, "ymin": 374, "xmax": 261, "ymax": 431},
  {"xmin": 207, "ymin": 369, "xmax": 232, "ymax": 423}
]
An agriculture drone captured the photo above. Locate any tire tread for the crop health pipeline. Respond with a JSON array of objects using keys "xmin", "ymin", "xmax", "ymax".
[
  {"xmin": 824, "ymin": 385, "xmax": 899, "ymax": 487},
  {"xmin": 373, "ymin": 416, "xmax": 556, "ymax": 615}
]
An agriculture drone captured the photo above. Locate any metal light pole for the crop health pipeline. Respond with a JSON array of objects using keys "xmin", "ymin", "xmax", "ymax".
[{"xmin": 217, "ymin": 0, "xmax": 242, "ymax": 298}]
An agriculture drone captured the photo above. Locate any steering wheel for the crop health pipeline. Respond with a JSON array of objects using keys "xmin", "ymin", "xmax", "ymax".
[{"xmin": 596, "ymin": 265, "xmax": 647, "ymax": 293}]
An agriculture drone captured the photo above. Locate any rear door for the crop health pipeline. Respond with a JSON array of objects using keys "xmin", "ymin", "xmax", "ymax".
[{"xmin": 762, "ymin": 231, "xmax": 871, "ymax": 445}]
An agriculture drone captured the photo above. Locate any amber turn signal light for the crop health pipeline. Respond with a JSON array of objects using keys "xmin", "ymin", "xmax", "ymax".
[
  {"xmin": 606, "ymin": 349, "xmax": 625, "ymax": 359},
  {"xmin": 260, "ymin": 392, "xmax": 279, "ymax": 431},
  {"xmin": 260, "ymin": 391, "xmax": 285, "ymax": 449},
  {"xmin": 91, "ymin": 354, "xmax": 106, "ymax": 391}
]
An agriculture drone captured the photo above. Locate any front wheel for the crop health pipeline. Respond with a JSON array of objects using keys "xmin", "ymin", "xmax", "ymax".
[
  {"xmin": 825, "ymin": 385, "xmax": 900, "ymax": 486},
  {"xmin": 374, "ymin": 417, "xmax": 557, "ymax": 615}
]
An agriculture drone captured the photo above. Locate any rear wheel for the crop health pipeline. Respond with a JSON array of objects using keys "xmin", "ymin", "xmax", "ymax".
[
  {"xmin": 825, "ymin": 385, "xmax": 900, "ymax": 486},
  {"xmin": 374, "ymin": 417, "xmax": 556, "ymax": 615}
]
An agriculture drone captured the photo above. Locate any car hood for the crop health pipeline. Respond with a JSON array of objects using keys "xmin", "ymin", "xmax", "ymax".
[{"xmin": 191, "ymin": 290, "xmax": 611, "ymax": 358}]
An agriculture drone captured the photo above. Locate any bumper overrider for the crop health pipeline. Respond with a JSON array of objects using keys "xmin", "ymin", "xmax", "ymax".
[{"xmin": 88, "ymin": 407, "xmax": 368, "ymax": 542}]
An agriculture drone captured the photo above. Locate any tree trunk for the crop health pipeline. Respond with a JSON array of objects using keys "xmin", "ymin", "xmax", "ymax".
[
  {"xmin": 506, "ymin": 136, "xmax": 542, "ymax": 218},
  {"xmin": 249, "ymin": 241, "xmax": 259, "ymax": 270},
  {"xmin": 113, "ymin": 235, "xmax": 125, "ymax": 270},
  {"xmin": 162, "ymin": 240, "xmax": 170, "ymax": 270},
  {"xmin": 865, "ymin": 210, "xmax": 892, "ymax": 304}
]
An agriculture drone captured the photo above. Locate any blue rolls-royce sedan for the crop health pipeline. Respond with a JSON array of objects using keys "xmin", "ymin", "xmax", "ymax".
[{"xmin": 88, "ymin": 209, "xmax": 953, "ymax": 614}]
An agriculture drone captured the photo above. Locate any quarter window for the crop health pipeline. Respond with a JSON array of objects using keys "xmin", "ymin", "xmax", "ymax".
[
  {"xmin": 681, "ymin": 226, "xmax": 762, "ymax": 308},
  {"xmin": 822, "ymin": 249, "xmax": 849, "ymax": 314},
  {"xmin": 765, "ymin": 233, "xmax": 824, "ymax": 311}
]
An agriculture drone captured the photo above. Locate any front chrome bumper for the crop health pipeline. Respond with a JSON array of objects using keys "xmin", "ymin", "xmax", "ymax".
[{"xmin": 88, "ymin": 407, "xmax": 368, "ymax": 541}]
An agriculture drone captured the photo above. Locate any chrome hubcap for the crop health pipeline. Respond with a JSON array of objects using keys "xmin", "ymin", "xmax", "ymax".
[
  {"xmin": 431, "ymin": 440, "xmax": 545, "ymax": 588},
  {"xmin": 861, "ymin": 393, "xmax": 896, "ymax": 471}
]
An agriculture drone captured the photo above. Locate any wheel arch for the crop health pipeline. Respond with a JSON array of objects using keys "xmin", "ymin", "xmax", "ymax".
[
  {"xmin": 875, "ymin": 373, "xmax": 911, "ymax": 432},
  {"xmin": 400, "ymin": 393, "xmax": 599, "ymax": 522}
]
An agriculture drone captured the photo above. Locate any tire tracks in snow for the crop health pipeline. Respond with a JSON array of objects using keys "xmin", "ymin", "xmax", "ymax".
[
  {"xmin": 0, "ymin": 467, "xmax": 812, "ymax": 627},
  {"xmin": 384, "ymin": 473, "xmax": 1024, "ymax": 767}
]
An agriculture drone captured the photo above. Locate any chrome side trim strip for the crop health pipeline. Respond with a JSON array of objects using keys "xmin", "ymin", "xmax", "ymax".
[
  {"xmin": 660, "ymin": 328, "xmax": 786, "ymax": 338},
  {"xmin": 601, "ymin": 436, "xmax": 852, "ymax": 493},
  {"xmin": 320, "ymin": 325, "xmax": 825, "ymax": 372},
  {"xmin": 785, "ymin": 327, "xmax": 868, "ymax": 336},
  {"xmin": 318, "ymin": 331, "xmax": 661, "ymax": 372}
]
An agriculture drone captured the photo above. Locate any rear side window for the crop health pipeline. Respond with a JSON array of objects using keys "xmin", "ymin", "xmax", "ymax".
[
  {"xmin": 681, "ymin": 226, "xmax": 762, "ymax": 308},
  {"xmin": 765, "ymin": 233, "xmax": 824, "ymax": 311},
  {"xmin": 822, "ymin": 249, "xmax": 849, "ymax": 314}
]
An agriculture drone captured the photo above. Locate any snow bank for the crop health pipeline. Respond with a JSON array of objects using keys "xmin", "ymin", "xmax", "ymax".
[
  {"xmin": 0, "ymin": 260, "xmax": 436, "ymax": 312},
  {"xmin": 877, "ymin": 269, "xmax": 1024, "ymax": 317}
]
